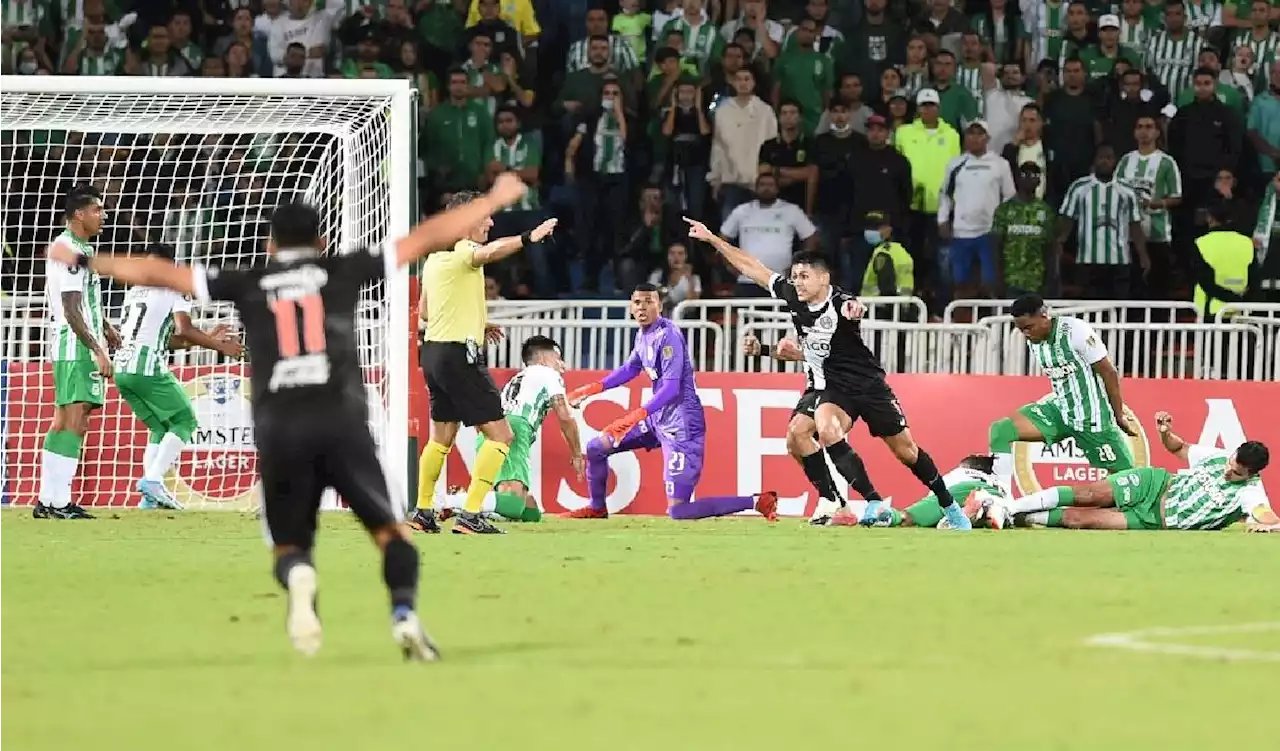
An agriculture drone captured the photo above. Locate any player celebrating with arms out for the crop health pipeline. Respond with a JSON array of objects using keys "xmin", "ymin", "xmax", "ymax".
[
  {"xmin": 410, "ymin": 192, "xmax": 559, "ymax": 535},
  {"xmin": 988, "ymin": 294, "xmax": 1139, "ymax": 495},
  {"xmin": 47, "ymin": 173, "xmax": 533, "ymax": 660},
  {"xmin": 987, "ymin": 412, "xmax": 1277, "ymax": 531},
  {"xmin": 36, "ymin": 185, "xmax": 123, "ymax": 520},
  {"xmin": 115, "ymin": 243, "xmax": 244, "ymax": 510},
  {"xmin": 563, "ymin": 284, "xmax": 778, "ymax": 521},
  {"xmin": 687, "ymin": 218, "xmax": 971, "ymax": 530},
  {"xmin": 435, "ymin": 336, "xmax": 584, "ymax": 523}
]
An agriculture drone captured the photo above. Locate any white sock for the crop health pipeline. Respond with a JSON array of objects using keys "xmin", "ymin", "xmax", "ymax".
[
  {"xmin": 1026, "ymin": 511, "xmax": 1050, "ymax": 526},
  {"xmin": 47, "ymin": 453, "xmax": 79, "ymax": 508},
  {"xmin": 993, "ymin": 452, "xmax": 1014, "ymax": 494},
  {"xmin": 142, "ymin": 443, "xmax": 159, "ymax": 479},
  {"xmin": 145, "ymin": 433, "xmax": 186, "ymax": 483},
  {"xmin": 1011, "ymin": 488, "xmax": 1064, "ymax": 515},
  {"xmin": 39, "ymin": 450, "xmax": 57, "ymax": 504}
]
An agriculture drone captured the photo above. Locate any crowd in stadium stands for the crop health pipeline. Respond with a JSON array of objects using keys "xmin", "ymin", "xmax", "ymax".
[{"xmin": 3, "ymin": 0, "xmax": 1280, "ymax": 316}]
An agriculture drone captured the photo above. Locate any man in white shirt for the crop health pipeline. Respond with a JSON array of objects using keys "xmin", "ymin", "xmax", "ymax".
[
  {"xmin": 720, "ymin": 172, "xmax": 818, "ymax": 297},
  {"xmin": 938, "ymin": 120, "xmax": 1016, "ymax": 297},
  {"xmin": 267, "ymin": 0, "xmax": 328, "ymax": 78},
  {"xmin": 708, "ymin": 67, "xmax": 779, "ymax": 221},
  {"xmin": 982, "ymin": 62, "xmax": 1034, "ymax": 154}
]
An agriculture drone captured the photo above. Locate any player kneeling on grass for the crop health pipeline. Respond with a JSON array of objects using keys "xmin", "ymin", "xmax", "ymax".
[
  {"xmin": 564, "ymin": 284, "xmax": 778, "ymax": 521},
  {"xmin": 852, "ymin": 454, "xmax": 1011, "ymax": 529},
  {"xmin": 437, "ymin": 335, "xmax": 584, "ymax": 522},
  {"xmin": 987, "ymin": 411, "xmax": 1278, "ymax": 532},
  {"xmin": 115, "ymin": 242, "xmax": 244, "ymax": 510}
]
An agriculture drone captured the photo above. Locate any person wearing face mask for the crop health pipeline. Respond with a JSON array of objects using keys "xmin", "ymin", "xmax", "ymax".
[
  {"xmin": 847, "ymin": 114, "xmax": 913, "ymax": 288},
  {"xmin": 860, "ymin": 211, "xmax": 913, "ymax": 298},
  {"xmin": 15, "ymin": 47, "xmax": 40, "ymax": 75}
]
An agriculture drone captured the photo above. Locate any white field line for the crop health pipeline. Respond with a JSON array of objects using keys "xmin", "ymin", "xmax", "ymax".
[{"xmin": 1085, "ymin": 623, "xmax": 1280, "ymax": 662}]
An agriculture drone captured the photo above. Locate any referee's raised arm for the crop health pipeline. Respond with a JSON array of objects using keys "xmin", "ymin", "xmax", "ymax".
[{"xmin": 390, "ymin": 173, "xmax": 530, "ymax": 269}]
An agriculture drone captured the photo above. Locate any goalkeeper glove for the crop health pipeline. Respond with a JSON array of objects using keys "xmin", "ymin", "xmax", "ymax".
[
  {"xmin": 602, "ymin": 408, "xmax": 647, "ymax": 446},
  {"xmin": 567, "ymin": 381, "xmax": 603, "ymax": 406}
]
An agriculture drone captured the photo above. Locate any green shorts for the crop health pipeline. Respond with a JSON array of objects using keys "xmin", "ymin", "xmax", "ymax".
[
  {"xmin": 52, "ymin": 359, "xmax": 105, "ymax": 408},
  {"xmin": 476, "ymin": 416, "xmax": 535, "ymax": 490},
  {"xmin": 1019, "ymin": 400, "xmax": 1134, "ymax": 473},
  {"xmin": 114, "ymin": 371, "xmax": 195, "ymax": 437},
  {"xmin": 1109, "ymin": 467, "xmax": 1171, "ymax": 530}
]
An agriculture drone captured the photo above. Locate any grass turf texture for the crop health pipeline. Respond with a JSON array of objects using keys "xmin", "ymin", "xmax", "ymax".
[{"xmin": 3, "ymin": 511, "xmax": 1275, "ymax": 751}]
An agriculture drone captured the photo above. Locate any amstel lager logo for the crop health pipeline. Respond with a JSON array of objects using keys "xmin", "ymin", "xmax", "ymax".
[
  {"xmin": 168, "ymin": 373, "xmax": 259, "ymax": 509},
  {"xmin": 1014, "ymin": 404, "xmax": 1150, "ymax": 495}
]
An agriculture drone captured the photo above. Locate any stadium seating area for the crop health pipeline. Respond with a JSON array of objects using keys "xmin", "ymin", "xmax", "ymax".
[{"xmin": 3, "ymin": 0, "xmax": 1280, "ymax": 311}]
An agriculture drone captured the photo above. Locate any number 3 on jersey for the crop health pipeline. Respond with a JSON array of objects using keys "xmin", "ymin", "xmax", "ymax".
[{"xmin": 267, "ymin": 293, "xmax": 330, "ymax": 391}]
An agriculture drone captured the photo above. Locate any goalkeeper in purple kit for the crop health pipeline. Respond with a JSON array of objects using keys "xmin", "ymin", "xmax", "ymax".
[{"xmin": 564, "ymin": 284, "xmax": 778, "ymax": 521}]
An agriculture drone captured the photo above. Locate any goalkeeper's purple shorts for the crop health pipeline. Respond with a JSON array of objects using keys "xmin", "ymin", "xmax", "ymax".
[{"xmin": 612, "ymin": 418, "xmax": 705, "ymax": 503}]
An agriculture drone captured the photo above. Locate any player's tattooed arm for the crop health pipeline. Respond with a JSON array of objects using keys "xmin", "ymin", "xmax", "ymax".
[
  {"xmin": 60, "ymin": 290, "xmax": 112, "ymax": 378},
  {"xmin": 1153, "ymin": 411, "xmax": 1191, "ymax": 461},
  {"xmin": 551, "ymin": 394, "xmax": 585, "ymax": 478},
  {"xmin": 682, "ymin": 217, "xmax": 774, "ymax": 288},
  {"xmin": 103, "ymin": 317, "xmax": 122, "ymax": 350},
  {"xmin": 1092, "ymin": 357, "xmax": 1137, "ymax": 436},
  {"xmin": 173, "ymin": 312, "xmax": 244, "ymax": 359}
]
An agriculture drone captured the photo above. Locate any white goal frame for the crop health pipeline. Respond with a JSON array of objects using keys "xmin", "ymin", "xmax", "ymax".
[{"xmin": 0, "ymin": 75, "xmax": 413, "ymax": 510}]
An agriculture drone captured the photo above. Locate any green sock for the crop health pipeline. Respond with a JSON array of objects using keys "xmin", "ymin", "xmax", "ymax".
[
  {"xmin": 45, "ymin": 430, "xmax": 82, "ymax": 458},
  {"xmin": 493, "ymin": 492, "xmax": 527, "ymax": 522},
  {"xmin": 1055, "ymin": 487, "xmax": 1075, "ymax": 507},
  {"xmin": 1046, "ymin": 508, "xmax": 1066, "ymax": 527},
  {"xmin": 885, "ymin": 508, "xmax": 903, "ymax": 527},
  {"xmin": 520, "ymin": 506, "xmax": 542, "ymax": 523}
]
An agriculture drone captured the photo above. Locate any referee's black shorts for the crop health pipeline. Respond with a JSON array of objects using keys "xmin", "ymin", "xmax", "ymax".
[
  {"xmin": 256, "ymin": 402, "xmax": 399, "ymax": 551},
  {"xmin": 791, "ymin": 384, "xmax": 908, "ymax": 439},
  {"xmin": 420, "ymin": 340, "xmax": 504, "ymax": 427}
]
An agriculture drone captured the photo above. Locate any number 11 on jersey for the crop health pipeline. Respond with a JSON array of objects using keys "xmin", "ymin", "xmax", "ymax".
[{"xmin": 267, "ymin": 293, "xmax": 330, "ymax": 391}]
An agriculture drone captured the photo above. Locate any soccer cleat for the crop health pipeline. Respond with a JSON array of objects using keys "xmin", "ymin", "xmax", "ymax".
[
  {"xmin": 828, "ymin": 509, "xmax": 861, "ymax": 526},
  {"xmin": 985, "ymin": 495, "xmax": 1013, "ymax": 531},
  {"xmin": 285, "ymin": 564, "xmax": 322, "ymax": 657},
  {"xmin": 407, "ymin": 508, "xmax": 441, "ymax": 534},
  {"xmin": 32, "ymin": 502, "xmax": 51, "ymax": 519},
  {"xmin": 137, "ymin": 479, "xmax": 183, "ymax": 510},
  {"xmin": 809, "ymin": 497, "xmax": 841, "ymax": 526},
  {"xmin": 452, "ymin": 511, "xmax": 505, "ymax": 534},
  {"xmin": 563, "ymin": 506, "xmax": 609, "ymax": 519},
  {"xmin": 754, "ymin": 491, "xmax": 779, "ymax": 521},
  {"xmin": 39, "ymin": 503, "xmax": 95, "ymax": 519},
  {"xmin": 858, "ymin": 499, "xmax": 884, "ymax": 526},
  {"xmin": 391, "ymin": 608, "xmax": 441, "ymax": 662},
  {"xmin": 137, "ymin": 496, "xmax": 158, "ymax": 510},
  {"xmin": 940, "ymin": 501, "xmax": 973, "ymax": 531}
]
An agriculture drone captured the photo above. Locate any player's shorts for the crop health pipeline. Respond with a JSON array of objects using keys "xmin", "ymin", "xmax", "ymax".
[
  {"xmin": 52, "ymin": 359, "xmax": 105, "ymax": 408},
  {"xmin": 255, "ymin": 402, "xmax": 400, "ymax": 550},
  {"xmin": 613, "ymin": 418, "xmax": 705, "ymax": 503},
  {"xmin": 1019, "ymin": 400, "xmax": 1134, "ymax": 473},
  {"xmin": 948, "ymin": 234, "xmax": 997, "ymax": 286},
  {"xmin": 1109, "ymin": 467, "xmax": 1171, "ymax": 530},
  {"xmin": 903, "ymin": 480, "xmax": 989, "ymax": 527},
  {"xmin": 421, "ymin": 340, "xmax": 504, "ymax": 427},
  {"xmin": 114, "ymin": 371, "xmax": 194, "ymax": 436},
  {"xmin": 794, "ymin": 384, "xmax": 908, "ymax": 438},
  {"xmin": 478, "ymin": 415, "xmax": 535, "ymax": 490}
]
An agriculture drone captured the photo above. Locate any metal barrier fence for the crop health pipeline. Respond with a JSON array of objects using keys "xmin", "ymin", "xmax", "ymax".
[{"xmin": 5, "ymin": 293, "xmax": 1278, "ymax": 379}]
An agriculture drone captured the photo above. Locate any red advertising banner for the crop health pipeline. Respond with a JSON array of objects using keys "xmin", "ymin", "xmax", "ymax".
[{"xmin": 428, "ymin": 371, "xmax": 1280, "ymax": 517}]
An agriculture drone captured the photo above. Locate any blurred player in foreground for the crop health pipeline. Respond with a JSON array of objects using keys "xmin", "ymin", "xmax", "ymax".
[
  {"xmin": 563, "ymin": 284, "xmax": 778, "ymax": 520},
  {"xmin": 988, "ymin": 294, "xmax": 1138, "ymax": 494},
  {"xmin": 694, "ymin": 218, "xmax": 969, "ymax": 529},
  {"xmin": 987, "ymin": 412, "xmax": 1277, "ymax": 531},
  {"xmin": 115, "ymin": 242, "xmax": 244, "ymax": 510},
  {"xmin": 411, "ymin": 193, "xmax": 559, "ymax": 535},
  {"xmin": 435, "ymin": 335, "xmax": 583, "ymax": 522},
  {"xmin": 852, "ymin": 454, "xmax": 1011, "ymax": 529},
  {"xmin": 47, "ymin": 173, "xmax": 532, "ymax": 660}
]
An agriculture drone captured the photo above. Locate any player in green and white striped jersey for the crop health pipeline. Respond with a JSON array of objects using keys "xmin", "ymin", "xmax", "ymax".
[
  {"xmin": 661, "ymin": 0, "xmax": 723, "ymax": 73},
  {"xmin": 1057, "ymin": 144, "xmax": 1149, "ymax": 270},
  {"xmin": 1146, "ymin": 1, "xmax": 1199, "ymax": 99},
  {"xmin": 988, "ymin": 411, "xmax": 1278, "ymax": 531},
  {"xmin": 1029, "ymin": 0, "xmax": 1068, "ymax": 71},
  {"xmin": 857, "ymin": 454, "xmax": 1013, "ymax": 529},
  {"xmin": 987, "ymin": 294, "xmax": 1139, "ymax": 496},
  {"xmin": 37, "ymin": 186, "xmax": 121, "ymax": 520},
  {"xmin": 957, "ymin": 31, "xmax": 986, "ymax": 116},
  {"xmin": 112, "ymin": 243, "xmax": 243, "ymax": 510},
  {"xmin": 1116, "ymin": 116, "xmax": 1183, "ymax": 247},
  {"xmin": 1230, "ymin": 2, "xmax": 1280, "ymax": 87},
  {"xmin": 1118, "ymin": 0, "xmax": 1155, "ymax": 66}
]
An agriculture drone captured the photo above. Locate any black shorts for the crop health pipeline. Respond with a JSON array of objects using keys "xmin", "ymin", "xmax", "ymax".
[
  {"xmin": 421, "ymin": 341, "xmax": 504, "ymax": 427},
  {"xmin": 791, "ymin": 386, "xmax": 908, "ymax": 438},
  {"xmin": 255, "ymin": 403, "xmax": 399, "ymax": 550}
]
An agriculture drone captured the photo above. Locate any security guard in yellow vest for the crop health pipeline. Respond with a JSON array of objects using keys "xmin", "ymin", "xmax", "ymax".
[
  {"xmin": 861, "ymin": 211, "xmax": 915, "ymax": 297},
  {"xmin": 1194, "ymin": 202, "xmax": 1255, "ymax": 319}
]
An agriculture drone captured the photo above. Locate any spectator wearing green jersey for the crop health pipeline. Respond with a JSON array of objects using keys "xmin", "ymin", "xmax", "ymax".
[
  {"xmin": 993, "ymin": 162, "xmax": 1054, "ymax": 296},
  {"xmin": 1174, "ymin": 48, "xmax": 1247, "ymax": 115},
  {"xmin": 486, "ymin": 105, "xmax": 556, "ymax": 296},
  {"xmin": 1079, "ymin": 15, "xmax": 1143, "ymax": 81},
  {"xmin": 1116, "ymin": 115, "xmax": 1184, "ymax": 299},
  {"xmin": 424, "ymin": 66, "xmax": 495, "ymax": 195},
  {"xmin": 929, "ymin": 50, "xmax": 980, "ymax": 131},
  {"xmin": 771, "ymin": 16, "xmax": 834, "ymax": 135},
  {"xmin": 341, "ymin": 28, "xmax": 393, "ymax": 78},
  {"xmin": 969, "ymin": 0, "xmax": 1026, "ymax": 68}
]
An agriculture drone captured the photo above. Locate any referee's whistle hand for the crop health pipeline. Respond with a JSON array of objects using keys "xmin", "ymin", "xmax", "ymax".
[{"xmin": 489, "ymin": 173, "xmax": 529, "ymax": 208}]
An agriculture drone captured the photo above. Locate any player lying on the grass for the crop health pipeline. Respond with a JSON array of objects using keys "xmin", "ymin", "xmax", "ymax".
[
  {"xmin": 853, "ymin": 454, "xmax": 1011, "ymax": 529},
  {"xmin": 563, "ymin": 284, "xmax": 778, "ymax": 521},
  {"xmin": 434, "ymin": 335, "xmax": 583, "ymax": 523},
  {"xmin": 36, "ymin": 185, "xmax": 123, "ymax": 520},
  {"xmin": 986, "ymin": 411, "xmax": 1278, "ymax": 531},
  {"xmin": 47, "ymin": 173, "xmax": 532, "ymax": 660},
  {"xmin": 699, "ymin": 214, "xmax": 972, "ymax": 531},
  {"xmin": 748, "ymin": 333, "xmax": 890, "ymax": 525},
  {"xmin": 988, "ymin": 293, "xmax": 1139, "ymax": 494},
  {"xmin": 115, "ymin": 242, "xmax": 244, "ymax": 510}
]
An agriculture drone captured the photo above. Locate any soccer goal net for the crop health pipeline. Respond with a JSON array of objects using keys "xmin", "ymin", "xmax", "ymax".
[{"xmin": 0, "ymin": 76, "xmax": 413, "ymax": 511}]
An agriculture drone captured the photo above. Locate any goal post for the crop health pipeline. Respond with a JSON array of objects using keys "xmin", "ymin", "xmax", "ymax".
[{"xmin": 0, "ymin": 75, "xmax": 413, "ymax": 511}]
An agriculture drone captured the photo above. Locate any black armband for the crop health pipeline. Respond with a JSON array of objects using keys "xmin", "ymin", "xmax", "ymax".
[
  {"xmin": 758, "ymin": 344, "xmax": 772, "ymax": 357},
  {"xmin": 520, "ymin": 230, "xmax": 534, "ymax": 246}
]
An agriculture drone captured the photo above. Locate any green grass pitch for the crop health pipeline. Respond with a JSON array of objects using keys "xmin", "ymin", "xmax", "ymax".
[{"xmin": 3, "ymin": 511, "xmax": 1276, "ymax": 751}]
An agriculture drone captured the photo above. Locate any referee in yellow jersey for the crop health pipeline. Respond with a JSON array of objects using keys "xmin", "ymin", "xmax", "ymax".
[{"xmin": 412, "ymin": 191, "xmax": 558, "ymax": 534}]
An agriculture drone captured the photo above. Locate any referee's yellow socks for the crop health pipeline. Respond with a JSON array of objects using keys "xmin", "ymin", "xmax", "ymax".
[
  {"xmin": 416, "ymin": 440, "xmax": 452, "ymax": 511},
  {"xmin": 465, "ymin": 440, "xmax": 509, "ymax": 513}
]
